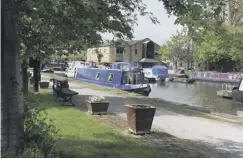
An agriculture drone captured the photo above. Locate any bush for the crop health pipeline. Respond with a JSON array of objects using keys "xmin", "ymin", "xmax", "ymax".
[{"xmin": 20, "ymin": 100, "xmax": 59, "ymax": 157}]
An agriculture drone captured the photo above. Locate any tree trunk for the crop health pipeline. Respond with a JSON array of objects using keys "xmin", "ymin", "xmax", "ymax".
[
  {"xmin": 1, "ymin": 0, "xmax": 24, "ymax": 155},
  {"xmin": 174, "ymin": 60, "xmax": 178, "ymax": 70},
  {"xmin": 22, "ymin": 60, "xmax": 28, "ymax": 94},
  {"xmin": 33, "ymin": 60, "xmax": 40, "ymax": 92}
]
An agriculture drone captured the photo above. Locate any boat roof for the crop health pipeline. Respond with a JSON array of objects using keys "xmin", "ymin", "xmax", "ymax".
[
  {"xmin": 153, "ymin": 65, "xmax": 167, "ymax": 69},
  {"xmin": 112, "ymin": 62, "xmax": 129, "ymax": 65},
  {"xmin": 77, "ymin": 67, "xmax": 141, "ymax": 73},
  {"xmin": 139, "ymin": 58, "xmax": 160, "ymax": 63}
]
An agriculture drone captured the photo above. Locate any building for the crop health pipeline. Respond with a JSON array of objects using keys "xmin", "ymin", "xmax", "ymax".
[{"xmin": 86, "ymin": 38, "xmax": 161, "ymax": 66}]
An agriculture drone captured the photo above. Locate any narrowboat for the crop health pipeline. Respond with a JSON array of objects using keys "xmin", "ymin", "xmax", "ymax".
[
  {"xmin": 75, "ymin": 67, "xmax": 151, "ymax": 96},
  {"xmin": 192, "ymin": 71, "xmax": 242, "ymax": 84}
]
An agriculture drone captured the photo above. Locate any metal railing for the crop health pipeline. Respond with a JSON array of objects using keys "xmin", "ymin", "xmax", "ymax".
[{"xmin": 221, "ymin": 83, "xmax": 233, "ymax": 91}]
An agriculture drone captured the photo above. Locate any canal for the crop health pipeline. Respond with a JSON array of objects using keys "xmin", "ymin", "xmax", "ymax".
[{"xmin": 149, "ymin": 82, "xmax": 243, "ymax": 117}]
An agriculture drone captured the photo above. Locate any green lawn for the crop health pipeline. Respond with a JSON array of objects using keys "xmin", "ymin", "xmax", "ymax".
[{"xmin": 25, "ymin": 91, "xmax": 163, "ymax": 158}]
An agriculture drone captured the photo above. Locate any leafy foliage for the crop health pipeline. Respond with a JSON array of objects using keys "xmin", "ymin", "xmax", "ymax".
[
  {"xmin": 160, "ymin": 0, "xmax": 227, "ymax": 31},
  {"xmin": 194, "ymin": 24, "xmax": 243, "ymax": 70},
  {"xmin": 17, "ymin": 0, "xmax": 159, "ymax": 61},
  {"xmin": 22, "ymin": 99, "xmax": 59, "ymax": 157},
  {"xmin": 158, "ymin": 29, "xmax": 194, "ymax": 68}
]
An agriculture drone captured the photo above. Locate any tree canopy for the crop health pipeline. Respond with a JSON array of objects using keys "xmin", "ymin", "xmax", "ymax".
[
  {"xmin": 18, "ymin": 0, "xmax": 159, "ymax": 61},
  {"xmin": 158, "ymin": 29, "xmax": 194, "ymax": 69},
  {"xmin": 159, "ymin": 0, "xmax": 243, "ymax": 71}
]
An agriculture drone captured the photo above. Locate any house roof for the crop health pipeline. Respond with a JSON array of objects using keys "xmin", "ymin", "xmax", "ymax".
[
  {"xmin": 99, "ymin": 38, "xmax": 160, "ymax": 47},
  {"xmin": 139, "ymin": 58, "xmax": 160, "ymax": 63}
]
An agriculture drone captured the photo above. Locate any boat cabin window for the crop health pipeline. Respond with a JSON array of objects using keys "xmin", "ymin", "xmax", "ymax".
[
  {"xmin": 108, "ymin": 73, "xmax": 114, "ymax": 82},
  {"xmin": 141, "ymin": 63, "xmax": 155, "ymax": 68},
  {"xmin": 121, "ymin": 64, "xmax": 128, "ymax": 70},
  {"xmin": 96, "ymin": 73, "xmax": 100, "ymax": 80}
]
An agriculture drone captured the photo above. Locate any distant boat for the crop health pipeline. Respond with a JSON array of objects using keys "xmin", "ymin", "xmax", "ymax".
[
  {"xmin": 75, "ymin": 67, "xmax": 151, "ymax": 96},
  {"xmin": 111, "ymin": 61, "xmax": 169, "ymax": 83},
  {"xmin": 65, "ymin": 61, "xmax": 97, "ymax": 78},
  {"xmin": 169, "ymin": 69, "xmax": 195, "ymax": 84}
]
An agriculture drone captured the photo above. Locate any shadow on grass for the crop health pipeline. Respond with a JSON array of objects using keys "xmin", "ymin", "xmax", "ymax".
[
  {"xmin": 55, "ymin": 133, "xmax": 163, "ymax": 158},
  {"xmin": 54, "ymin": 131, "xmax": 242, "ymax": 158}
]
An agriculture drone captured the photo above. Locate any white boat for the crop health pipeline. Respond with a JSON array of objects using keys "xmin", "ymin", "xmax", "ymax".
[
  {"xmin": 168, "ymin": 68, "xmax": 195, "ymax": 84},
  {"xmin": 111, "ymin": 61, "xmax": 169, "ymax": 83},
  {"xmin": 65, "ymin": 61, "xmax": 96, "ymax": 78},
  {"xmin": 138, "ymin": 58, "xmax": 169, "ymax": 83}
]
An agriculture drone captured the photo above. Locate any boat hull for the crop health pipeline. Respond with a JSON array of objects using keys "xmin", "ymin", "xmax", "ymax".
[
  {"xmin": 75, "ymin": 68, "xmax": 151, "ymax": 96},
  {"xmin": 170, "ymin": 77, "xmax": 195, "ymax": 84}
]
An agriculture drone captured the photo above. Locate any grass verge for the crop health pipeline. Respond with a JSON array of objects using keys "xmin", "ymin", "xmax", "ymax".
[{"xmin": 25, "ymin": 90, "xmax": 163, "ymax": 158}]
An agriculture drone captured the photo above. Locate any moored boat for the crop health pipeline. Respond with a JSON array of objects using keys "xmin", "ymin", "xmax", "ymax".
[
  {"xmin": 65, "ymin": 61, "xmax": 96, "ymax": 78},
  {"xmin": 192, "ymin": 71, "xmax": 242, "ymax": 83},
  {"xmin": 75, "ymin": 67, "xmax": 151, "ymax": 96},
  {"xmin": 232, "ymin": 78, "xmax": 243, "ymax": 102},
  {"xmin": 169, "ymin": 69, "xmax": 195, "ymax": 84},
  {"xmin": 111, "ymin": 62, "xmax": 169, "ymax": 83},
  {"xmin": 143, "ymin": 65, "xmax": 169, "ymax": 83}
]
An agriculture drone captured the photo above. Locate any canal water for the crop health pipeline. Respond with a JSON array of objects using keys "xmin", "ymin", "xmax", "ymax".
[{"xmin": 149, "ymin": 82, "xmax": 243, "ymax": 117}]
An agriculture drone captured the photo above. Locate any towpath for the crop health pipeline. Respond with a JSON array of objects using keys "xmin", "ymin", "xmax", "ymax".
[{"xmin": 42, "ymin": 74, "xmax": 243, "ymax": 157}]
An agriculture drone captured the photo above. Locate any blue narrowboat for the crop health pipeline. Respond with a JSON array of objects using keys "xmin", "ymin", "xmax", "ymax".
[{"xmin": 75, "ymin": 67, "xmax": 151, "ymax": 96}]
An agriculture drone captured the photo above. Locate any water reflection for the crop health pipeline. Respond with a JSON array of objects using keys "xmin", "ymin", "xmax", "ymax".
[{"xmin": 149, "ymin": 82, "xmax": 243, "ymax": 116}]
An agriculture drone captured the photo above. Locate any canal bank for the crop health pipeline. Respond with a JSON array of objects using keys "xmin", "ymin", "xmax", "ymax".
[
  {"xmin": 41, "ymin": 73, "xmax": 243, "ymax": 157},
  {"xmin": 42, "ymin": 73, "xmax": 243, "ymax": 123}
]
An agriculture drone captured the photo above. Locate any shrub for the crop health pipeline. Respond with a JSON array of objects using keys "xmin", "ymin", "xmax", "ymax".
[{"xmin": 20, "ymin": 100, "xmax": 59, "ymax": 157}]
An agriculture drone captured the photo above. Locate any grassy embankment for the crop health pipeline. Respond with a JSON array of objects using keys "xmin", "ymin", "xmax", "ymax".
[
  {"xmin": 25, "ymin": 90, "xmax": 163, "ymax": 157},
  {"xmin": 43, "ymin": 73, "xmax": 243, "ymax": 125}
]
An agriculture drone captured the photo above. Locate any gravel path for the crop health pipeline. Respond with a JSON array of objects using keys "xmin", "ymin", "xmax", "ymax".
[{"xmin": 43, "ymin": 74, "xmax": 243, "ymax": 157}]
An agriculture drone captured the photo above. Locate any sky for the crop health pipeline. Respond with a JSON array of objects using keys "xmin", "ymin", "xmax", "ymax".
[{"xmin": 102, "ymin": 0, "xmax": 182, "ymax": 46}]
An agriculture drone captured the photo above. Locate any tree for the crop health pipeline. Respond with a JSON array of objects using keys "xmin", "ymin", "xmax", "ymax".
[
  {"xmin": 193, "ymin": 23, "xmax": 243, "ymax": 71},
  {"xmin": 2, "ymin": 0, "xmax": 24, "ymax": 154},
  {"xmin": 158, "ymin": 29, "xmax": 194, "ymax": 69},
  {"xmin": 228, "ymin": 0, "xmax": 243, "ymax": 26}
]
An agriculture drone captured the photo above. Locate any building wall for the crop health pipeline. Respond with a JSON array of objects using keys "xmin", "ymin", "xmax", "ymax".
[
  {"xmin": 86, "ymin": 46, "xmax": 116, "ymax": 63},
  {"xmin": 123, "ymin": 43, "xmax": 145, "ymax": 64},
  {"xmin": 123, "ymin": 41, "xmax": 160, "ymax": 65},
  {"xmin": 86, "ymin": 39, "xmax": 161, "ymax": 64}
]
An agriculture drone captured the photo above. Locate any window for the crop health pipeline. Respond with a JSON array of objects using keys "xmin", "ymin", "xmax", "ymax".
[
  {"xmin": 108, "ymin": 73, "xmax": 114, "ymax": 82},
  {"xmin": 96, "ymin": 73, "xmax": 100, "ymax": 80},
  {"xmin": 116, "ymin": 47, "xmax": 124, "ymax": 54},
  {"xmin": 134, "ymin": 49, "xmax": 137, "ymax": 54}
]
